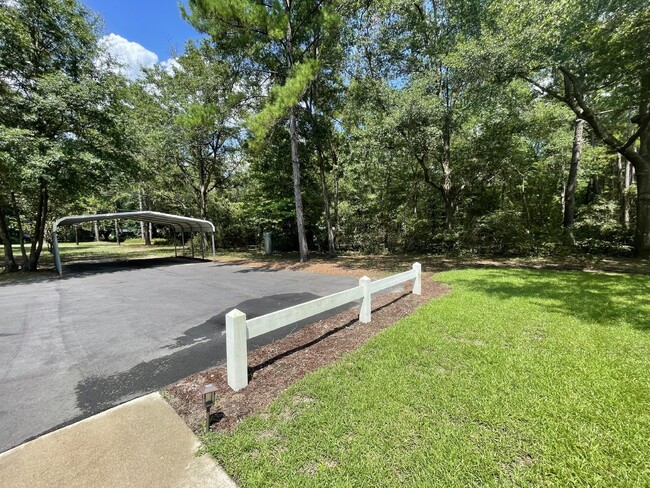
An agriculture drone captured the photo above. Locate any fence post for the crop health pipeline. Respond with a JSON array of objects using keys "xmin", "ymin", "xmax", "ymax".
[
  {"xmin": 412, "ymin": 262, "xmax": 422, "ymax": 295},
  {"xmin": 359, "ymin": 276, "xmax": 372, "ymax": 323},
  {"xmin": 226, "ymin": 309, "xmax": 248, "ymax": 391}
]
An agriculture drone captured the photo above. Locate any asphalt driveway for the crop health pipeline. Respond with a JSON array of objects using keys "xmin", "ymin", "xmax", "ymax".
[{"xmin": 0, "ymin": 258, "xmax": 357, "ymax": 453}]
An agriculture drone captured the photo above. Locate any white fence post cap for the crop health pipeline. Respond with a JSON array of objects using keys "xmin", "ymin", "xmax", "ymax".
[{"xmin": 227, "ymin": 309, "xmax": 246, "ymax": 319}]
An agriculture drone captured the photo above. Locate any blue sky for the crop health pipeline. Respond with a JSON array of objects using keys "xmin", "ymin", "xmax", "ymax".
[{"xmin": 83, "ymin": 0, "xmax": 200, "ymax": 78}]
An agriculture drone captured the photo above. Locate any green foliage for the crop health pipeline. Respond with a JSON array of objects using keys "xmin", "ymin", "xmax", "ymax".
[
  {"xmin": 0, "ymin": 0, "xmax": 137, "ymax": 270},
  {"xmin": 131, "ymin": 41, "xmax": 246, "ymax": 223},
  {"xmin": 249, "ymin": 59, "xmax": 320, "ymax": 141},
  {"xmin": 574, "ymin": 200, "xmax": 634, "ymax": 254},
  {"xmin": 467, "ymin": 209, "xmax": 533, "ymax": 255}
]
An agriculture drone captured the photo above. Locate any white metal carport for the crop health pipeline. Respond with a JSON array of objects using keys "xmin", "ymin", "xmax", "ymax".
[{"xmin": 52, "ymin": 211, "xmax": 216, "ymax": 276}]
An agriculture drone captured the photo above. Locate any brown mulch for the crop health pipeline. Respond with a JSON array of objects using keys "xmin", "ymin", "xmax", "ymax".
[
  {"xmin": 215, "ymin": 252, "xmax": 650, "ymax": 278},
  {"xmin": 164, "ymin": 271, "xmax": 449, "ymax": 435}
]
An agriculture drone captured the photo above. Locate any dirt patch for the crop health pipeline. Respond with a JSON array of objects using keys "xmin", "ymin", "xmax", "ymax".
[
  {"xmin": 164, "ymin": 272, "xmax": 449, "ymax": 434},
  {"xmin": 215, "ymin": 256, "xmax": 393, "ymax": 280},
  {"xmin": 215, "ymin": 252, "xmax": 650, "ymax": 276}
]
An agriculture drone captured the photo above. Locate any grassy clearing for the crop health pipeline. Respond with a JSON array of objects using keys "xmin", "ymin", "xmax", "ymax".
[
  {"xmin": 0, "ymin": 241, "xmax": 178, "ymax": 283},
  {"xmin": 203, "ymin": 269, "xmax": 650, "ymax": 487},
  {"xmin": 53, "ymin": 239, "xmax": 176, "ymax": 262},
  {"xmin": 8, "ymin": 239, "xmax": 177, "ymax": 267}
]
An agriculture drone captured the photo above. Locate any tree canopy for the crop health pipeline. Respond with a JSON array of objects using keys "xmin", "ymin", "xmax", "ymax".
[{"xmin": 1, "ymin": 0, "xmax": 649, "ymax": 271}]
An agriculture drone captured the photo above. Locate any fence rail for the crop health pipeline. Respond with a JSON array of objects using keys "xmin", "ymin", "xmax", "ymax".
[
  {"xmin": 226, "ymin": 262, "xmax": 421, "ymax": 391},
  {"xmin": 370, "ymin": 267, "xmax": 420, "ymax": 294},
  {"xmin": 247, "ymin": 286, "xmax": 365, "ymax": 339}
]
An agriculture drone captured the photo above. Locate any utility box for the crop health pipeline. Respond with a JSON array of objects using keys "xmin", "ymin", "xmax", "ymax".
[{"xmin": 263, "ymin": 232, "xmax": 272, "ymax": 255}]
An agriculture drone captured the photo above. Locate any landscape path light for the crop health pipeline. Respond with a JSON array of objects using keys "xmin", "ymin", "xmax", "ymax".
[{"xmin": 202, "ymin": 383, "xmax": 218, "ymax": 433}]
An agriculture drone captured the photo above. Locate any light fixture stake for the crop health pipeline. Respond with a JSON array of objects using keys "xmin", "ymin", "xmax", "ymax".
[{"xmin": 202, "ymin": 383, "xmax": 218, "ymax": 433}]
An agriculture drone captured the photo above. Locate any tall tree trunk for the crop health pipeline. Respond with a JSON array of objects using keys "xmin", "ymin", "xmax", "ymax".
[
  {"xmin": 24, "ymin": 180, "xmax": 48, "ymax": 271},
  {"xmin": 563, "ymin": 118, "xmax": 584, "ymax": 245},
  {"xmin": 0, "ymin": 209, "xmax": 18, "ymax": 272},
  {"xmin": 139, "ymin": 188, "xmax": 151, "ymax": 245},
  {"xmin": 285, "ymin": 9, "xmax": 309, "ymax": 263},
  {"xmin": 624, "ymin": 158, "xmax": 633, "ymax": 229},
  {"xmin": 636, "ymin": 169, "xmax": 650, "ymax": 256},
  {"xmin": 440, "ymin": 156, "xmax": 455, "ymax": 230},
  {"xmin": 616, "ymin": 153, "xmax": 624, "ymax": 224},
  {"xmin": 331, "ymin": 146, "xmax": 340, "ymax": 250},
  {"xmin": 382, "ymin": 167, "xmax": 392, "ymax": 251},
  {"xmin": 442, "ymin": 192, "xmax": 454, "ymax": 230},
  {"xmin": 316, "ymin": 146, "xmax": 335, "ymax": 257},
  {"xmin": 199, "ymin": 184, "xmax": 209, "ymax": 251},
  {"xmin": 633, "ymin": 74, "xmax": 650, "ymax": 256},
  {"xmin": 616, "ymin": 153, "xmax": 633, "ymax": 229},
  {"xmin": 289, "ymin": 108, "xmax": 309, "ymax": 261},
  {"xmin": 441, "ymin": 108, "xmax": 455, "ymax": 230},
  {"xmin": 419, "ymin": 155, "xmax": 456, "ymax": 232},
  {"xmin": 521, "ymin": 179, "xmax": 533, "ymax": 231},
  {"xmin": 115, "ymin": 219, "xmax": 120, "ymax": 245},
  {"xmin": 10, "ymin": 192, "xmax": 28, "ymax": 266}
]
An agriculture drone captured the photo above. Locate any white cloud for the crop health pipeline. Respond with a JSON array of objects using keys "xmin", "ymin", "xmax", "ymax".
[
  {"xmin": 98, "ymin": 33, "xmax": 159, "ymax": 79},
  {"xmin": 159, "ymin": 58, "xmax": 181, "ymax": 74}
]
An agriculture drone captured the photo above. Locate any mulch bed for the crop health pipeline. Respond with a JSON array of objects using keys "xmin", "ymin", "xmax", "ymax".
[{"xmin": 164, "ymin": 270, "xmax": 449, "ymax": 435}]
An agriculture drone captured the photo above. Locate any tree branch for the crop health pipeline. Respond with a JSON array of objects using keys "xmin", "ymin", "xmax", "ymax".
[{"xmin": 416, "ymin": 155, "xmax": 442, "ymax": 191}]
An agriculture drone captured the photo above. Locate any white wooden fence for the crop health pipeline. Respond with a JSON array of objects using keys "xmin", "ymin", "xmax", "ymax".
[{"xmin": 226, "ymin": 262, "xmax": 422, "ymax": 391}]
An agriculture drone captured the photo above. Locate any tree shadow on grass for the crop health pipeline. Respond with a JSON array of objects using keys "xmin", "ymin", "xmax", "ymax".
[{"xmin": 449, "ymin": 269, "xmax": 650, "ymax": 332}]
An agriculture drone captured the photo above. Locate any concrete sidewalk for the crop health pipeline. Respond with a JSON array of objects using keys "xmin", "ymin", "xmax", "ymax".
[{"xmin": 0, "ymin": 393, "xmax": 236, "ymax": 488}]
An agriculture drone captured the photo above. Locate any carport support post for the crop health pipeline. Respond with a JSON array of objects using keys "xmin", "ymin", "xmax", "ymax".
[
  {"xmin": 226, "ymin": 309, "xmax": 248, "ymax": 391},
  {"xmin": 413, "ymin": 262, "xmax": 422, "ymax": 295},
  {"xmin": 190, "ymin": 231, "xmax": 195, "ymax": 258},
  {"xmin": 359, "ymin": 276, "xmax": 372, "ymax": 323},
  {"xmin": 181, "ymin": 231, "xmax": 185, "ymax": 256},
  {"xmin": 172, "ymin": 227, "xmax": 177, "ymax": 257},
  {"xmin": 200, "ymin": 231, "xmax": 205, "ymax": 260},
  {"xmin": 211, "ymin": 232, "xmax": 216, "ymax": 259}
]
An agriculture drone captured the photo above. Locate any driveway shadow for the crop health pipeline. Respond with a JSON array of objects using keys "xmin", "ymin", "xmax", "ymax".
[{"xmin": 74, "ymin": 292, "xmax": 354, "ymax": 415}]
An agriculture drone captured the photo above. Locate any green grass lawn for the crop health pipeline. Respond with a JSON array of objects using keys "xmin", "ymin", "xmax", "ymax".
[
  {"xmin": 0, "ymin": 240, "xmax": 179, "ymax": 283},
  {"xmin": 54, "ymin": 239, "xmax": 177, "ymax": 262},
  {"xmin": 203, "ymin": 269, "xmax": 650, "ymax": 487},
  {"xmin": 9, "ymin": 239, "xmax": 177, "ymax": 267}
]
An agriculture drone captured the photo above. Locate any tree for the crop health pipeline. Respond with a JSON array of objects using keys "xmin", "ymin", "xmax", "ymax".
[
  {"xmin": 563, "ymin": 118, "xmax": 585, "ymax": 245},
  {"xmin": 455, "ymin": 0, "xmax": 650, "ymax": 256},
  {"xmin": 135, "ymin": 42, "xmax": 245, "ymax": 247},
  {"xmin": 343, "ymin": 0, "xmax": 490, "ymax": 231},
  {"xmin": 0, "ymin": 0, "xmax": 135, "ymax": 271},
  {"xmin": 184, "ymin": 0, "xmax": 343, "ymax": 262}
]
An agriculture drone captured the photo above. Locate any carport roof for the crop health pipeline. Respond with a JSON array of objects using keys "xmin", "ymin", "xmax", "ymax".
[{"xmin": 53, "ymin": 211, "xmax": 215, "ymax": 233}]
